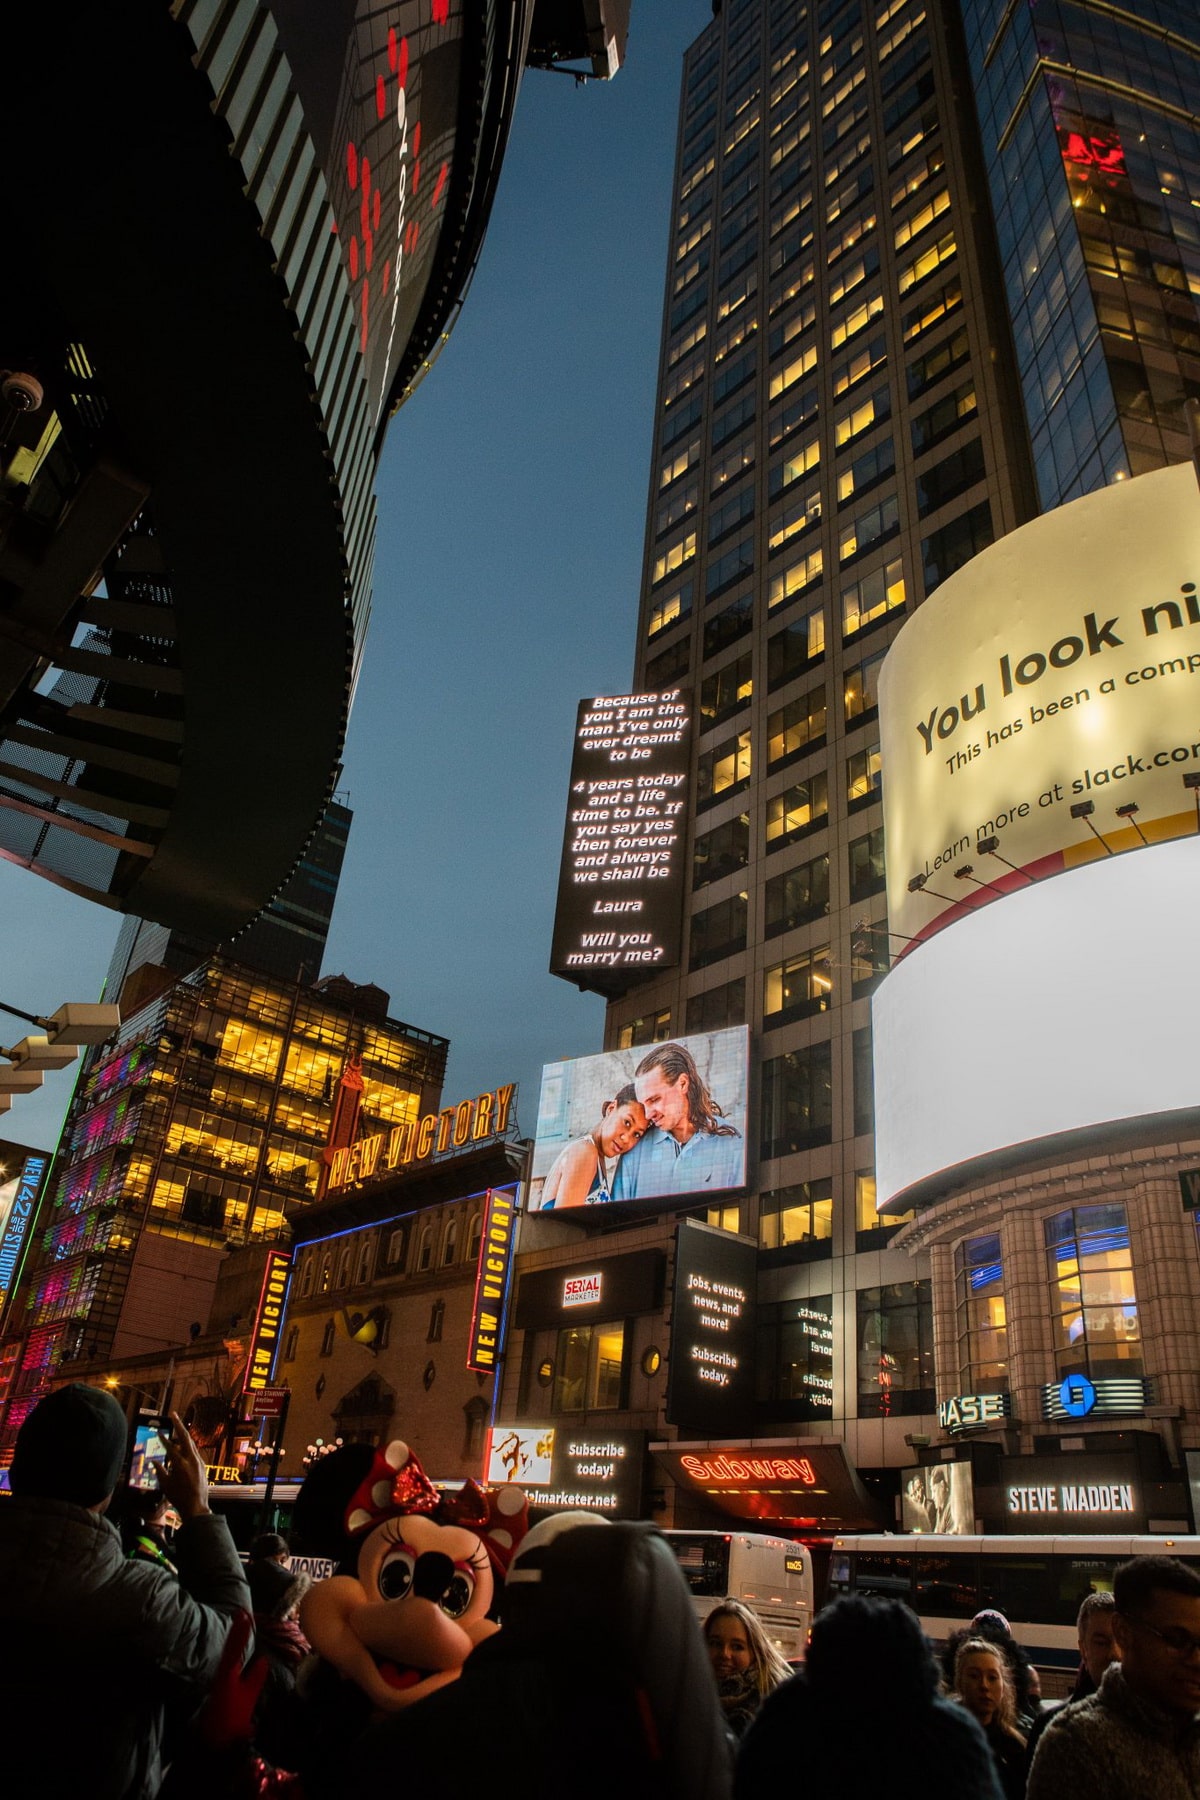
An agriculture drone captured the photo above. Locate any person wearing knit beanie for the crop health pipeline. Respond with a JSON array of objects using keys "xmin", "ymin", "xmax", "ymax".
[{"xmin": 10, "ymin": 1382, "xmax": 128, "ymax": 1507}]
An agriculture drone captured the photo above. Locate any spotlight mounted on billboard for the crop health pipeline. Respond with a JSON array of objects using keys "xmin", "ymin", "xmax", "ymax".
[{"xmin": 531, "ymin": 1026, "xmax": 749, "ymax": 1213}]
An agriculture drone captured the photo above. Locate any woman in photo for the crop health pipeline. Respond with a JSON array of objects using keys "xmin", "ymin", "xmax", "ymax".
[{"xmin": 538, "ymin": 1084, "xmax": 648, "ymax": 1208}]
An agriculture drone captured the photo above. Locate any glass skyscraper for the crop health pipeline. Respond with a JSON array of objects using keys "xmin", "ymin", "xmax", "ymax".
[{"xmin": 601, "ymin": 0, "xmax": 1198, "ymax": 1478}]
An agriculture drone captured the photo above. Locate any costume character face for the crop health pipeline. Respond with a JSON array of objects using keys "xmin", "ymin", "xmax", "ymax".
[{"xmin": 298, "ymin": 1439, "xmax": 526, "ymax": 1713}]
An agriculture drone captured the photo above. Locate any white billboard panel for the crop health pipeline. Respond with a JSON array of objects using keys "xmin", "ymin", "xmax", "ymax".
[
  {"xmin": 879, "ymin": 463, "xmax": 1200, "ymax": 942},
  {"xmin": 872, "ymin": 836, "xmax": 1200, "ymax": 1209}
]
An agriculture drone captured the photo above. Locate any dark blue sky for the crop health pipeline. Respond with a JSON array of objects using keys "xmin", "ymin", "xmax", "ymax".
[{"xmin": 0, "ymin": 5, "xmax": 705, "ymax": 1150}]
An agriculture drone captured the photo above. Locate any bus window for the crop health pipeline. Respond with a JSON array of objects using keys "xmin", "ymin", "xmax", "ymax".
[
  {"xmin": 664, "ymin": 1532, "xmax": 733, "ymax": 1597},
  {"xmin": 827, "ymin": 1552, "xmax": 852, "ymax": 1596},
  {"xmin": 854, "ymin": 1552, "xmax": 914, "ymax": 1602},
  {"xmin": 914, "ymin": 1553, "xmax": 980, "ymax": 1619},
  {"xmin": 1048, "ymin": 1558, "xmax": 1120, "ymax": 1627},
  {"xmin": 979, "ymin": 1554, "xmax": 1053, "ymax": 1625}
]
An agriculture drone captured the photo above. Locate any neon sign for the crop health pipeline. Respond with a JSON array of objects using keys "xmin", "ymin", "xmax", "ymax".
[
  {"xmin": 1060, "ymin": 127, "xmax": 1126, "ymax": 177},
  {"xmin": 563, "ymin": 1272, "xmax": 603, "ymax": 1308},
  {"xmin": 680, "ymin": 1452, "xmax": 818, "ymax": 1486},
  {"xmin": 0, "ymin": 1153, "xmax": 49, "ymax": 1319},
  {"xmin": 243, "ymin": 1250, "xmax": 291, "ymax": 1394},
  {"xmin": 327, "ymin": 1083, "xmax": 516, "ymax": 1192},
  {"xmin": 465, "ymin": 1186, "xmax": 517, "ymax": 1373}
]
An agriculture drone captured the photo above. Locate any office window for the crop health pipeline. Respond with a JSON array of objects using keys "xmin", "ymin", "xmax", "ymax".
[
  {"xmin": 837, "ymin": 435, "xmax": 895, "ymax": 503},
  {"xmin": 1045, "ymin": 1203, "xmax": 1142, "ymax": 1381},
  {"xmin": 765, "ymin": 853, "xmax": 830, "ymax": 934},
  {"xmin": 853, "ymin": 1025, "xmax": 873, "ymax": 1135},
  {"xmin": 709, "ymin": 484, "xmax": 757, "ymax": 547},
  {"xmin": 660, "ymin": 436, "xmax": 703, "ymax": 489},
  {"xmin": 857, "ymin": 1281, "xmax": 934, "ymax": 1415},
  {"xmin": 428, "ymin": 1299, "xmax": 445, "ymax": 1342},
  {"xmin": 693, "ymin": 813, "xmax": 751, "ymax": 890},
  {"xmin": 768, "ymin": 546, "xmax": 824, "ymax": 609},
  {"xmin": 893, "ymin": 186, "xmax": 950, "ymax": 250},
  {"xmin": 768, "ymin": 606, "xmax": 826, "ymax": 687},
  {"xmin": 764, "ymin": 946, "xmax": 833, "ymax": 1025},
  {"xmin": 838, "ymin": 492, "xmax": 900, "ymax": 562},
  {"xmin": 922, "ymin": 501, "xmax": 993, "ymax": 593},
  {"xmin": 757, "ymin": 1294, "xmax": 835, "ymax": 1413},
  {"xmin": 769, "ymin": 342, "xmax": 819, "ymax": 400},
  {"xmin": 830, "ymin": 291, "xmax": 884, "ymax": 349},
  {"xmin": 759, "ymin": 1179, "xmax": 833, "ymax": 1250},
  {"xmin": 697, "ymin": 730, "xmax": 752, "ymax": 808},
  {"xmin": 646, "ymin": 636, "xmax": 691, "ymax": 690},
  {"xmin": 911, "ymin": 380, "xmax": 977, "ymax": 454},
  {"xmin": 553, "ymin": 1322, "xmax": 625, "ymax": 1412},
  {"xmin": 897, "ymin": 231, "xmax": 954, "ymax": 297},
  {"xmin": 955, "ymin": 1234, "xmax": 1008, "ymax": 1391},
  {"xmin": 848, "ymin": 825, "xmax": 886, "ymax": 900},
  {"xmin": 700, "ymin": 653, "xmax": 753, "ymax": 729},
  {"xmin": 846, "ymin": 742, "xmax": 882, "ymax": 805},
  {"xmin": 843, "ymin": 649, "xmax": 887, "ymax": 725},
  {"xmin": 768, "ymin": 486, "xmax": 823, "ymax": 553},
  {"xmin": 616, "ymin": 1010, "xmax": 672, "ymax": 1050},
  {"xmin": 765, "ymin": 773, "xmax": 830, "ymax": 848},
  {"xmin": 906, "ymin": 324, "xmax": 969, "ymax": 398},
  {"xmin": 835, "ymin": 384, "xmax": 891, "ymax": 447},
  {"xmin": 707, "ymin": 535, "xmax": 756, "ymax": 600},
  {"xmin": 704, "ymin": 591, "xmax": 754, "ymax": 657},
  {"xmin": 768, "ymin": 434, "xmax": 821, "ymax": 499},
  {"xmin": 767, "ymin": 687, "xmax": 827, "ymax": 767},
  {"xmin": 901, "ymin": 274, "xmax": 962, "ymax": 344},
  {"xmin": 690, "ymin": 892, "xmax": 749, "ymax": 969},
  {"xmin": 916, "ymin": 438, "xmax": 986, "ymax": 517},
  {"xmin": 851, "ymin": 919, "xmax": 890, "ymax": 989},
  {"xmin": 657, "ymin": 479, "xmax": 700, "ymax": 537},
  {"xmin": 652, "ymin": 530, "xmax": 697, "ymax": 588},
  {"xmin": 833, "ymin": 332, "xmax": 887, "ymax": 400},
  {"xmin": 711, "ymin": 429, "xmax": 757, "ymax": 494},
  {"xmin": 687, "ymin": 977, "xmax": 747, "ymax": 1035},
  {"xmin": 761, "ymin": 1042, "xmax": 834, "ymax": 1157},
  {"xmin": 842, "ymin": 558, "xmax": 906, "ymax": 636}
]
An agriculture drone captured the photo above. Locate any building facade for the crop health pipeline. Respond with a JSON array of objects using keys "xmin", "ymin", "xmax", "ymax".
[
  {"xmin": 546, "ymin": 0, "xmax": 1200, "ymax": 1517},
  {"xmin": 0, "ymin": 961, "xmax": 447, "ymax": 1456}
]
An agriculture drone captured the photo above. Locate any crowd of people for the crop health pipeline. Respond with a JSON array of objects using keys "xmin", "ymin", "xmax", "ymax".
[{"xmin": 3, "ymin": 1383, "xmax": 1200, "ymax": 1798}]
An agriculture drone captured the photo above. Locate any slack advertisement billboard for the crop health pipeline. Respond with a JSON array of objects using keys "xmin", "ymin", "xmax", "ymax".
[
  {"xmin": 550, "ymin": 690, "xmax": 692, "ymax": 995},
  {"xmin": 531, "ymin": 1026, "xmax": 749, "ymax": 1212}
]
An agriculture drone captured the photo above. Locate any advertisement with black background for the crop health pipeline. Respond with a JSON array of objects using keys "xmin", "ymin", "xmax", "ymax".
[
  {"xmin": 486, "ymin": 1424, "xmax": 644, "ymax": 1516},
  {"xmin": 550, "ymin": 690, "xmax": 692, "ymax": 994},
  {"xmin": 667, "ymin": 1219, "xmax": 757, "ymax": 1433}
]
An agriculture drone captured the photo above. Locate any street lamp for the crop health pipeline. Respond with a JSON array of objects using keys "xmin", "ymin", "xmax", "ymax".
[{"xmin": 0, "ymin": 999, "xmax": 120, "ymax": 1112}]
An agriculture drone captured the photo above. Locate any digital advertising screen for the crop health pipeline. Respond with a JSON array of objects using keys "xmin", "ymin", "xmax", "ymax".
[
  {"xmin": 878, "ymin": 462, "xmax": 1200, "ymax": 943},
  {"xmin": 531, "ymin": 1025, "xmax": 749, "ymax": 1212},
  {"xmin": 486, "ymin": 1424, "xmax": 643, "ymax": 1515},
  {"xmin": 666, "ymin": 1218, "xmax": 757, "ymax": 1433},
  {"xmin": 900, "ymin": 1463, "xmax": 974, "ymax": 1535},
  {"xmin": 271, "ymin": 1, "xmax": 468, "ymax": 434},
  {"xmin": 549, "ymin": 690, "xmax": 692, "ymax": 995},
  {"xmin": 873, "ymin": 835, "xmax": 1200, "ymax": 1210}
]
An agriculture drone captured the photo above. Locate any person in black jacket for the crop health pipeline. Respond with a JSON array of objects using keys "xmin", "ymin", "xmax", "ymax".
[
  {"xmin": 735, "ymin": 1596, "xmax": 1004, "ymax": 1800},
  {"xmin": 0, "ymin": 1383, "xmax": 250, "ymax": 1800}
]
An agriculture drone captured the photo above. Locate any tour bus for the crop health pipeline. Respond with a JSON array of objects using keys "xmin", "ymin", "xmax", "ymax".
[
  {"xmin": 827, "ymin": 1533, "xmax": 1200, "ymax": 1694},
  {"xmin": 664, "ymin": 1529, "xmax": 814, "ymax": 1659}
]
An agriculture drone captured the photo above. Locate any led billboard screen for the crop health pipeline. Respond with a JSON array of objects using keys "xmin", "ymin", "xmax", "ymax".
[
  {"xmin": 531, "ymin": 1026, "xmax": 749, "ymax": 1211},
  {"xmin": 900, "ymin": 1463, "xmax": 974, "ymax": 1535},
  {"xmin": 666, "ymin": 1219, "xmax": 757, "ymax": 1433},
  {"xmin": 872, "ymin": 836, "xmax": 1200, "ymax": 1210},
  {"xmin": 271, "ymin": 1, "xmax": 466, "ymax": 433},
  {"xmin": 549, "ymin": 689, "xmax": 692, "ymax": 995},
  {"xmin": 486, "ymin": 1424, "xmax": 643, "ymax": 1515},
  {"xmin": 878, "ymin": 462, "xmax": 1200, "ymax": 942}
]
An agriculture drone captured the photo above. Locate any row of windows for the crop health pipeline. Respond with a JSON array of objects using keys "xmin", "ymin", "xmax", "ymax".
[
  {"xmin": 697, "ymin": 628, "xmax": 892, "ymax": 734},
  {"xmin": 294, "ymin": 1209, "xmax": 486, "ymax": 1299},
  {"xmin": 697, "ymin": 700, "xmax": 883, "ymax": 813}
]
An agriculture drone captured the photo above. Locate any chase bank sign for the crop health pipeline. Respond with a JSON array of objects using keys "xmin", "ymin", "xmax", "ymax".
[{"xmin": 938, "ymin": 1391, "xmax": 1011, "ymax": 1432}]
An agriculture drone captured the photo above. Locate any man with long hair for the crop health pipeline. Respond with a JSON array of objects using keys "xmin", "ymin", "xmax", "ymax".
[{"xmin": 611, "ymin": 1041, "xmax": 743, "ymax": 1200}]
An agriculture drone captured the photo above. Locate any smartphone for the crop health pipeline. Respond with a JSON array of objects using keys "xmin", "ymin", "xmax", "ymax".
[{"xmin": 129, "ymin": 1417, "xmax": 170, "ymax": 1490}]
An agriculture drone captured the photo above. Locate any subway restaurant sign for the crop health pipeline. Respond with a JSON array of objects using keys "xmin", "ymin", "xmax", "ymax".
[{"xmin": 328, "ymin": 1084, "xmax": 517, "ymax": 1192}]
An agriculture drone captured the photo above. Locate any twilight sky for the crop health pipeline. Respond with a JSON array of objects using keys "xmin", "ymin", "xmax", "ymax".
[{"xmin": 0, "ymin": 5, "xmax": 705, "ymax": 1151}]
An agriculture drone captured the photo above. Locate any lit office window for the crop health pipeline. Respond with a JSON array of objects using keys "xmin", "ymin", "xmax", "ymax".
[
  {"xmin": 1045, "ymin": 1204, "xmax": 1142, "ymax": 1381},
  {"xmin": 955, "ymin": 1234, "xmax": 1008, "ymax": 1391}
]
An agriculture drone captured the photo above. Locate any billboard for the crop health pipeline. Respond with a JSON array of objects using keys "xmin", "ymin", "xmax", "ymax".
[
  {"xmin": 271, "ymin": 2, "xmax": 468, "ymax": 434},
  {"xmin": 901, "ymin": 1463, "xmax": 974, "ymax": 1535},
  {"xmin": 465, "ymin": 1186, "xmax": 518, "ymax": 1374},
  {"xmin": 666, "ymin": 1219, "xmax": 757, "ymax": 1433},
  {"xmin": 0, "ymin": 1147, "xmax": 50, "ymax": 1324},
  {"xmin": 873, "ymin": 835, "xmax": 1200, "ymax": 1208},
  {"xmin": 485, "ymin": 1424, "xmax": 644, "ymax": 1515},
  {"xmin": 531, "ymin": 1026, "xmax": 749, "ymax": 1210},
  {"xmin": 879, "ymin": 462, "xmax": 1200, "ymax": 942},
  {"xmin": 549, "ymin": 690, "xmax": 692, "ymax": 995}
]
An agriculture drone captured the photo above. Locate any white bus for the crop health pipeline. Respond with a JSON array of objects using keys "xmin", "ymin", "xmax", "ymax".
[
  {"xmin": 664, "ymin": 1529, "xmax": 813, "ymax": 1659},
  {"xmin": 827, "ymin": 1533, "xmax": 1200, "ymax": 1694}
]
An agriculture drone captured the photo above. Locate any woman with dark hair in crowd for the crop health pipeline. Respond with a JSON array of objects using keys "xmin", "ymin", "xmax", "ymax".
[
  {"xmin": 702, "ymin": 1600, "xmax": 792, "ymax": 1738},
  {"xmin": 952, "ymin": 1638, "xmax": 1027, "ymax": 1800},
  {"xmin": 735, "ymin": 1596, "xmax": 1004, "ymax": 1799}
]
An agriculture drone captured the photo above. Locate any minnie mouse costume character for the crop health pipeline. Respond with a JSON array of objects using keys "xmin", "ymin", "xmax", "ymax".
[{"xmin": 294, "ymin": 1439, "xmax": 528, "ymax": 1715}]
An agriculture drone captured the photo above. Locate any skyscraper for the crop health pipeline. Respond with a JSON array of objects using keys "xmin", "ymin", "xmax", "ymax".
[{"xmin": 599, "ymin": 0, "xmax": 1199, "ymax": 1482}]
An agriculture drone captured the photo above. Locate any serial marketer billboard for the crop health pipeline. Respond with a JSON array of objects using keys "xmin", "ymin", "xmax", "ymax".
[
  {"xmin": 531, "ymin": 1026, "xmax": 749, "ymax": 1211},
  {"xmin": 879, "ymin": 463, "xmax": 1200, "ymax": 942},
  {"xmin": 549, "ymin": 690, "xmax": 692, "ymax": 995}
]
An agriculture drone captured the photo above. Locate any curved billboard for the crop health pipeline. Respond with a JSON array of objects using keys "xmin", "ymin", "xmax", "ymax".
[
  {"xmin": 872, "ymin": 836, "xmax": 1200, "ymax": 1209},
  {"xmin": 879, "ymin": 463, "xmax": 1200, "ymax": 943}
]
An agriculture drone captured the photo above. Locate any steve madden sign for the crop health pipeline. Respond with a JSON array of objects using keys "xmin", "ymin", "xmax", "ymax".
[
  {"xmin": 938, "ymin": 1392, "xmax": 1011, "ymax": 1432},
  {"xmin": 328, "ymin": 1084, "xmax": 516, "ymax": 1192},
  {"xmin": 1007, "ymin": 1481, "xmax": 1136, "ymax": 1517}
]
